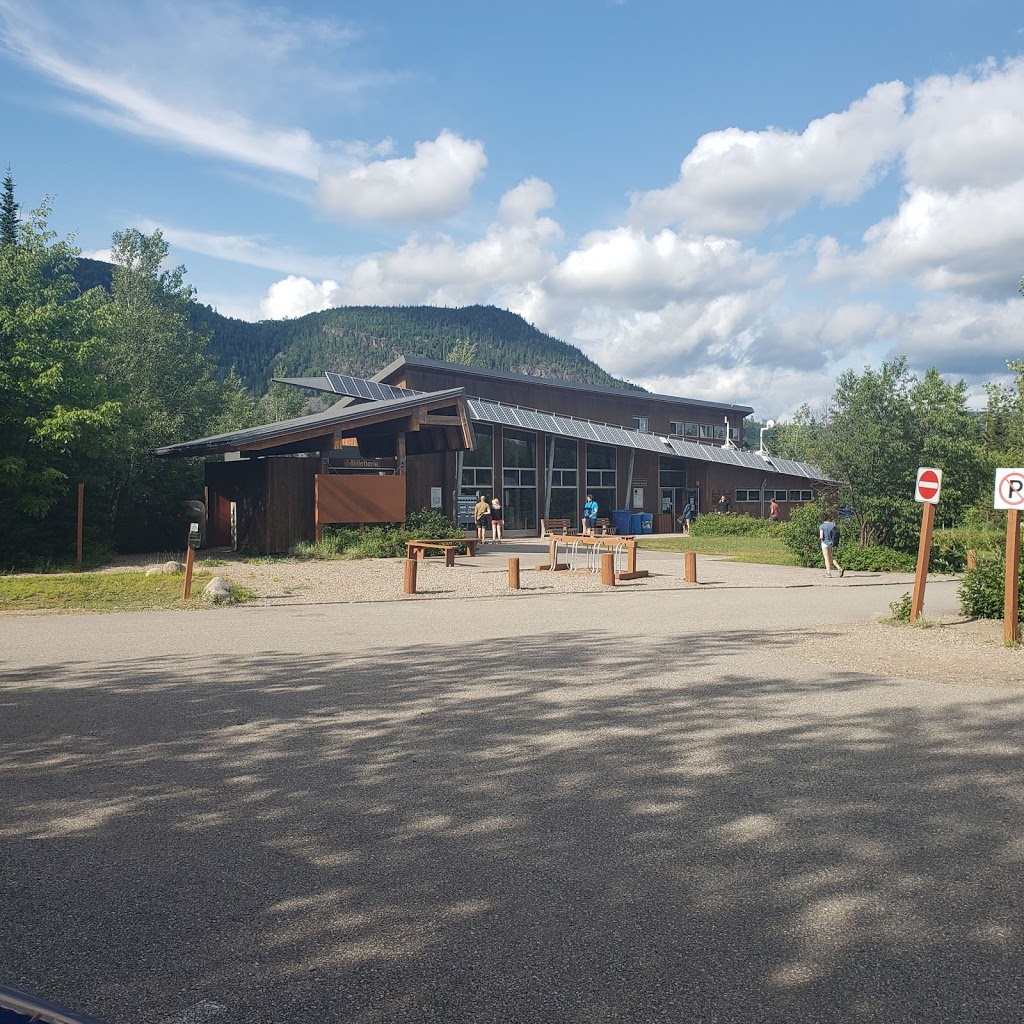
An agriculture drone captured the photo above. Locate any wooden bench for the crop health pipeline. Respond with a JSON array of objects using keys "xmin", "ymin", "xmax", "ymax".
[
  {"xmin": 406, "ymin": 539, "xmax": 478, "ymax": 566},
  {"xmin": 594, "ymin": 518, "xmax": 615, "ymax": 535},
  {"xmin": 541, "ymin": 518, "xmax": 575, "ymax": 537}
]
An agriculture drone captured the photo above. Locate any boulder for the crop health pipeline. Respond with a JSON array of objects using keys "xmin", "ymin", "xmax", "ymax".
[
  {"xmin": 146, "ymin": 561, "xmax": 183, "ymax": 576},
  {"xmin": 203, "ymin": 576, "xmax": 235, "ymax": 604}
]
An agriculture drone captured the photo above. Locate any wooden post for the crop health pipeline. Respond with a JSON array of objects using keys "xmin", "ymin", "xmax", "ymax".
[
  {"xmin": 76, "ymin": 482, "xmax": 84, "ymax": 567},
  {"xmin": 404, "ymin": 556, "xmax": 417, "ymax": 595},
  {"xmin": 1005, "ymin": 509, "xmax": 1020, "ymax": 645},
  {"xmin": 627, "ymin": 539, "xmax": 637, "ymax": 575},
  {"xmin": 909, "ymin": 501, "xmax": 935, "ymax": 623},
  {"xmin": 684, "ymin": 551, "xmax": 697, "ymax": 583},
  {"xmin": 182, "ymin": 545, "xmax": 195, "ymax": 600},
  {"xmin": 600, "ymin": 551, "xmax": 615, "ymax": 586},
  {"xmin": 509, "ymin": 557, "xmax": 520, "ymax": 589},
  {"xmin": 314, "ymin": 477, "xmax": 321, "ymax": 543},
  {"xmin": 444, "ymin": 546, "xmax": 455, "ymax": 567},
  {"xmin": 967, "ymin": 549, "xmax": 977, "ymax": 571}
]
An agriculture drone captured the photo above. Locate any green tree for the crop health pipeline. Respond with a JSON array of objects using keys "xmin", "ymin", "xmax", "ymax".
[
  {"xmin": 101, "ymin": 228, "xmax": 228, "ymax": 550},
  {"xmin": 1, "ymin": 167, "xmax": 18, "ymax": 246},
  {"xmin": 0, "ymin": 200, "xmax": 118, "ymax": 564}
]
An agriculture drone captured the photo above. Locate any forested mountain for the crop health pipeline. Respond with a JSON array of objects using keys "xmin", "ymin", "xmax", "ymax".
[{"xmin": 73, "ymin": 258, "xmax": 641, "ymax": 395}]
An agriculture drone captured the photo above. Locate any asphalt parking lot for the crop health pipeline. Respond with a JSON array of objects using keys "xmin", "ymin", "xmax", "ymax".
[{"xmin": 3, "ymin": 569, "xmax": 1024, "ymax": 1023}]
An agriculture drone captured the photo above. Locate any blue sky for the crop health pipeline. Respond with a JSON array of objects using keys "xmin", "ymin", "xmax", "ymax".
[{"xmin": 2, "ymin": 0, "xmax": 1023, "ymax": 418}]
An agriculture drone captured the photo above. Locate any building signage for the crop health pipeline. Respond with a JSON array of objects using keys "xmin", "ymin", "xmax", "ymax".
[
  {"xmin": 457, "ymin": 495, "xmax": 477, "ymax": 523},
  {"xmin": 994, "ymin": 468, "xmax": 1024, "ymax": 509},
  {"xmin": 431, "ymin": 487, "xmax": 442, "ymax": 509}
]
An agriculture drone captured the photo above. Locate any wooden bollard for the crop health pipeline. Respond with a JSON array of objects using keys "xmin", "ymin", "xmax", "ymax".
[
  {"xmin": 684, "ymin": 550, "xmax": 698, "ymax": 583},
  {"xmin": 967, "ymin": 549, "xmax": 977, "ymax": 571},
  {"xmin": 403, "ymin": 555, "xmax": 417, "ymax": 594},
  {"xmin": 444, "ymin": 547, "xmax": 455, "ymax": 567},
  {"xmin": 600, "ymin": 551, "xmax": 616, "ymax": 586},
  {"xmin": 182, "ymin": 545, "xmax": 195, "ymax": 599},
  {"xmin": 509, "ymin": 557, "xmax": 520, "ymax": 589}
]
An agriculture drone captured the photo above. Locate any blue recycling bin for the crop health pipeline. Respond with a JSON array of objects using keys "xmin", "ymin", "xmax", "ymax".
[
  {"xmin": 612, "ymin": 510, "xmax": 632, "ymax": 535},
  {"xmin": 630, "ymin": 513, "xmax": 644, "ymax": 535},
  {"xmin": 640, "ymin": 513, "xmax": 653, "ymax": 534}
]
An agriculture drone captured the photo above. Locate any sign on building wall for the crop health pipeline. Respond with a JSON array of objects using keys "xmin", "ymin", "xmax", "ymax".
[{"xmin": 431, "ymin": 487, "xmax": 442, "ymax": 508}]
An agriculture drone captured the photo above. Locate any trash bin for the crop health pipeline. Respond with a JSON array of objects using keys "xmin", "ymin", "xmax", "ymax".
[
  {"xmin": 640, "ymin": 513, "xmax": 654, "ymax": 534},
  {"xmin": 630, "ymin": 512, "xmax": 644, "ymax": 535},
  {"xmin": 612, "ymin": 509, "xmax": 633, "ymax": 536}
]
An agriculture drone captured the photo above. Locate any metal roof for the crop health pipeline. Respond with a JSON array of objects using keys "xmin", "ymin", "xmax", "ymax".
[
  {"xmin": 301, "ymin": 371, "xmax": 831, "ymax": 481},
  {"xmin": 153, "ymin": 388, "xmax": 467, "ymax": 458},
  {"xmin": 373, "ymin": 355, "xmax": 755, "ymax": 415}
]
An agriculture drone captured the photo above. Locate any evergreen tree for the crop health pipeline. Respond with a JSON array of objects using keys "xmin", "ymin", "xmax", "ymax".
[{"xmin": 1, "ymin": 166, "xmax": 17, "ymax": 246}]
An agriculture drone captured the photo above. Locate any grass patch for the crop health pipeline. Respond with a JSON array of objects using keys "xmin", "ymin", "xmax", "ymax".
[
  {"xmin": 637, "ymin": 534, "xmax": 800, "ymax": 566},
  {"xmin": 0, "ymin": 571, "xmax": 255, "ymax": 613}
]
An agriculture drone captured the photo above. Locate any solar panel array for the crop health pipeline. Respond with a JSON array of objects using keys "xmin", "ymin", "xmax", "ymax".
[
  {"xmin": 323, "ymin": 371, "xmax": 830, "ymax": 480},
  {"xmin": 326, "ymin": 371, "xmax": 420, "ymax": 401}
]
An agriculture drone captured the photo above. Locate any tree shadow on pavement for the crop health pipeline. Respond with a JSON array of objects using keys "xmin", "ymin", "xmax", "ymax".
[{"xmin": 3, "ymin": 627, "xmax": 1024, "ymax": 1024}]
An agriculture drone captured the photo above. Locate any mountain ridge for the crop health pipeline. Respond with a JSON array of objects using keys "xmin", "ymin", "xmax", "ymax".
[{"xmin": 73, "ymin": 257, "xmax": 644, "ymax": 395}]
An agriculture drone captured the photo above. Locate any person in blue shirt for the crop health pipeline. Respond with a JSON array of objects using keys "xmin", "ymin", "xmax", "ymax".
[
  {"xmin": 582, "ymin": 494, "xmax": 599, "ymax": 536},
  {"xmin": 819, "ymin": 513, "xmax": 845, "ymax": 578},
  {"xmin": 678, "ymin": 499, "xmax": 696, "ymax": 535}
]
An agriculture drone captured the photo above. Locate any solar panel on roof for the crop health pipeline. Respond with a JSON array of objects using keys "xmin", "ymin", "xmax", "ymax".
[{"xmin": 326, "ymin": 371, "xmax": 419, "ymax": 401}]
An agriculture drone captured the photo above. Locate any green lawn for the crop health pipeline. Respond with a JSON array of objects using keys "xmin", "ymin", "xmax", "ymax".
[
  {"xmin": 637, "ymin": 534, "xmax": 800, "ymax": 566},
  {"xmin": 0, "ymin": 571, "xmax": 253, "ymax": 612}
]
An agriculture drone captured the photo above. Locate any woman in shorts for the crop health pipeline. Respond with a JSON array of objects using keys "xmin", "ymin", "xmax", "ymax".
[{"xmin": 490, "ymin": 497, "xmax": 504, "ymax": 542}]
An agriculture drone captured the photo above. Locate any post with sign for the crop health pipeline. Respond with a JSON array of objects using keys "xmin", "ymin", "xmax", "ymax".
[
  {"xmin": 182, "ymin": 521, "xmax": 201, "ymax": 600},
  {"xmin": 994, "ymin": 469, "xmax": 1024, "ymax": 645},
  {"xmin": 910, "ymin": 468, "xmax": 942, "ymax": 623}
]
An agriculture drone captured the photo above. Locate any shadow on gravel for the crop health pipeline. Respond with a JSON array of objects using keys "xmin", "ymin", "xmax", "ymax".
[{"xmin": 3, "ymin": 628, "xmax": 1024, "ymax": 1024}]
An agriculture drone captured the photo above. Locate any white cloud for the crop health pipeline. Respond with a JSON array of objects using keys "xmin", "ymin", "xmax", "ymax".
[
  {"xmin": 549, "ymin": 227, "xmax": 776, "ymax": 306},
  {"xmin": 316, "ymin": 131, "xmax": 487, "ymax": 221},
  {"xmin": 260, "ymin": 276, "xmax": 340, "ymax": 320},
  {"xmin": 629, "ymin": 81, "xmax": 907, "ymax": 235}
]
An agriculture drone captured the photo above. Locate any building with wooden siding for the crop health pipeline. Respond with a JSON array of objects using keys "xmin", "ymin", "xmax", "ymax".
[{"xmin": 154, "ymin": 356, "xmax": 830, "ymax": 552}]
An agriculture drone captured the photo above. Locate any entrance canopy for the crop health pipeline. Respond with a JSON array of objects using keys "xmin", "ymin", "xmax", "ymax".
[{"xmin": 153, "ymin": 388, "xmax": 474, "ymax": 460}]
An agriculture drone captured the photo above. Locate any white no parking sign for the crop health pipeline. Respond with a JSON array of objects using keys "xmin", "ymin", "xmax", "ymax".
[{"xmin": 994, "ymin": 468, "xmax": 1024, "ymax": 510}]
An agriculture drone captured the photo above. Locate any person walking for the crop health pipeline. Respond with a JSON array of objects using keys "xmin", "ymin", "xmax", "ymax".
[
  {"xmin": 678, "ymin": 498, "xmax": 695, "ymax": 536},
  {"xmin": 582, "ymin": 493, "xmax": 599, "ymax": 536},
  {"xmin": 819, "ymin": 513, "xmax": 844, "ymax": 578},
  {"xmin": 490, "ymin": 496, "xmax": 504, "ymax": 543},
  {"xmin": 474, "ymin": 494, "xmax": 491, "ymax": 543},
  {"xmin": 769, "ymin": 498, "xmax": 780, "ymax": 522}
]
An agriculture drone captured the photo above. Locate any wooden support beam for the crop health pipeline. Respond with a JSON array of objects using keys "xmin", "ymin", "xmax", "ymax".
[{"xmin": 1005, "ymin": 509, "xmax": 1020, "ymax": 646}]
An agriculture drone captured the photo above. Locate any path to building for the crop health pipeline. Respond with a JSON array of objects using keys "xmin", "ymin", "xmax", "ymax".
[{"xmin": 3, "ymin": 562, "xmax": 1023, "ymax": 1024}]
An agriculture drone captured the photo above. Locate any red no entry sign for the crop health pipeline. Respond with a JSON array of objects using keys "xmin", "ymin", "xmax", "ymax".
[{"xmin": 915, "ymin": 467, "xmax": 942, "ymax": 504}]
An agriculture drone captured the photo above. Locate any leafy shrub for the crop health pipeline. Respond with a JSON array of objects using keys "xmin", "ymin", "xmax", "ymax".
[
  {"xmin": 958, "ymin": 555, "xmax": 1024, "ymax": 620},
  {"xmin": 781, "ymin": 501, "xmax": 830, "ymax": 567},
  {"xmin": 405, "ymin": 507, "xmax": 461, "ymax": 537},
  {"xmin": 888, "ymin": 592, "xmax": 912, "ymax": 622},
  {"xmin": 836, "ymin": 543, "xmax": 915, "ymax": 572},
  {"xmin": 690, "ymin": 513, "xmax": 784, "ymax": 538}
]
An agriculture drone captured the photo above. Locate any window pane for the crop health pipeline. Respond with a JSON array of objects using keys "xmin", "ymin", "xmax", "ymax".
[
  {"xmin": 549, "ymin": 488, "xmax": 577, "ymax": 520},
  {"xmin": 684, "ymin": 422, "xmax": 698, "ymax": 437},
  {"xmin": 503, "ymin": 429, "xmax": 536, "ymax": 468},
  {"xmin": 552, "ymin": 437, "xmax": 577, "ymax": 468},
  {"xmin": 464, "ymin": 425, "xmax": 492, "ymax": 467},
  {"xmin": 586, "ymin": 444, "xmax": 616, "ymax": 470},
  {"xmin": 699, "ymin": 424, "xmax": 714, "ymax": 438}
]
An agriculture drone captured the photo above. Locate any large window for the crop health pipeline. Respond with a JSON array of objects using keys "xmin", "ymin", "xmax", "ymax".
[
  {"xmin": 547, "ymin": 437, "xmax": 578, "ymax": 521},
  {"xmin": 586, "ymin": 444, "xmax": 616, "ymax": 520},
  {"xmin": 659, "ymin": 456, "xmax": 687, "ymax": 489},
  {"xmin": 502, "ymin": 429, "xmax": 537, "ymax": 531},
  {"xmin": 632, "ymin": 416, "xmax": 649, "ymax": 432},
  {"xmin": 461, "ymin": 425, "xmax": 493, "ymax": 498}
]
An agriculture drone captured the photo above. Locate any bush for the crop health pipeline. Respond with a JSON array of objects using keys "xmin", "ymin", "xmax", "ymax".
[
  {"xmin": 690, "ymin": 513, "xmax": 784, "ymax": 538},
  {"xmin": 958, "ymin": 555, "xmax": 1024, "ymax": 620},
  {"xmin": 888, "ymin": 592, "xmax": 912, "ymax": 622},
  {"xmin": 836, "ymin": 543, "xmax": 915, "ymax": 572},
  {"xmin": 781, "ymin": 501, "xmax": 830, "ymax": 567},
  {"xmin": 405, "ymin": 507, "xmax": 462, "ymax": 537},
  {"xmin": 289, "ymin": 508, "xmax": 467, "ymax": 560}
]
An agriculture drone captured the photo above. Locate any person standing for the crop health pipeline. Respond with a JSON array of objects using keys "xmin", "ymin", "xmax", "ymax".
[
  {"xmin": 582, "ymin": 493, "xmax": 599, "ymax": 536},
  {"xmin": 490, "ymin": 496, "xmax": 504, "ymax": 543},
  {"xmin": 769, "ymin": 498, "xmax": 780, "ymax": 522},
  {"xmin": 474, "ymin": 494, "xmax": 491, "ymax": 543},
  {"xmin": 678, "ymin": 498, "xmax": 695, "ymax": 536},
  {"xmin": 819, "ymin": 513, "xmax": 844, "ymax": 578}
]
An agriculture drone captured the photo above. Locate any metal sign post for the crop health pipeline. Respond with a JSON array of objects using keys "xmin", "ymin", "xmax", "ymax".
[{"xmin": 910, "ymin": 468, "xmax": 942, "ymax": 623}]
